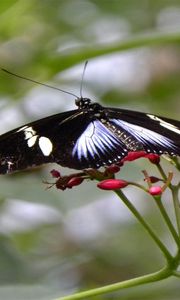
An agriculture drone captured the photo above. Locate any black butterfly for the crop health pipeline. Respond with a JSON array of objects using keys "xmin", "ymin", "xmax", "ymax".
[{"xmin": 0, "ymin": 96, "xmax": 179, "ymax": 174}]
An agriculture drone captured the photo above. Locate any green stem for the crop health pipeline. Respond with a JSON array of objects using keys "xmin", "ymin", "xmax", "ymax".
[
  {"xmin": 171, "ymin": 184, "xmax": 180, "ymax": 237},
  {"xmin": 156, "ymin": 164, "xmax": 167, "ymax": 181},
  {"xmin": 157, "ymin": 163, "xmax": 180, "ymax": 241},
  {"xmin": 115, "ymin": 190, "xmax": 173, "ymax": 262},
  {"xmin": 56, "ymin": 267, "xmax": 171, "ymax": 300},
  {"xmin": 173, "ymin": 271, "xmax": 180, "ymax": 278},
  {"xmin": 171, "ymin": 157, "xmax": 180, "ymax": 171},
  {"xmin": 154, "ymin": 198, "xmax": 180, "ymax": 247}
]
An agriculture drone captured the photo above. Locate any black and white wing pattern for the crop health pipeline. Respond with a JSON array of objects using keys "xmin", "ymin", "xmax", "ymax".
[
  {"xmin": 0, "ymin": 109, "xmax": 83, "ymax": 173},
  {"xmin": 105, "ymin": 107, "xmax": 180, "ymax": 156},
  {"xmin": 0, "ymin": 108, "xmax": 129, "ymax": 173},
  {"xmin": 0, "ymin": 98, "xmax": 179, "ymax": 174},
  {"xmin": 72, "ymin": 119, "xmax": 128, "ymax": 168},
  {"xmin": 71, "ymin": 107, "xmax": 180, "ymax": 170}
]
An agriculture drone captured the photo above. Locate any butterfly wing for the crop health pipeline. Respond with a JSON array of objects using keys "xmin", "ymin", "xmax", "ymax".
[
  {"xmin": 0, "ymin": 109, "xmax": 84, "ymax": 173},
  {"xmin": 71, "ymin": 118, "xmax": 128, "ymax": 168},
  {"xmin": 105, "ymin": 107, "xmax": 180, "ymax": 156}
]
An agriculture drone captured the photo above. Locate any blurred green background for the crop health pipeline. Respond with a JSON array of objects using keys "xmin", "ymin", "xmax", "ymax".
[{"xmin": 0, "ymin": 0, "xmax": 180, "ymax": 299}]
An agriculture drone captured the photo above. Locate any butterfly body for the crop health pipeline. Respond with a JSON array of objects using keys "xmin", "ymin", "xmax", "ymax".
[{"xmin": 0, "ymin": 97, "xmax": 179, "ymax": 174}]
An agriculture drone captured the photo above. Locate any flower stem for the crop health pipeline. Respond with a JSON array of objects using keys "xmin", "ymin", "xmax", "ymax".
[
  {"xmin": 156, "ymin": 164, "xmax": 167, "ymax": 181},
  {"xmin": 170, "ymin": 184, "xmax": 180, "ymax": 238},
  {"xmin": 56, "ymin": 267, "xmax": 171, "ymax": 300},
  {"xmin": 157, "ymin": 163, "xmax": 180, "ymax": 242},
  {"xmin": 154, "ymin": 198, "xmax": 180, "ymax": 247},
  {"xmin": 115, "ymin": 190, "xmax": 173, "ymax": 262}
]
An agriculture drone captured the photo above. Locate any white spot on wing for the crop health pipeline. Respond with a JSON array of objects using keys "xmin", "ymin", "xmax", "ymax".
[
  {"xmin": 27, "ymin": 135, "xmax": 38, "ymax": 147},
  {"xmin": 23, "ymin": 126, "xmax": 37, "ymax": 139},
  {"xmin": 147, "ymin": 114, "xmax": 180, "ymax": 135},
  {"xmin": 39, "ymin": 137, "xmax": 53, "ymax": 156},
  {"xmin": 20, "ymin": 126, "xmax": 39, "ymax": 148}
]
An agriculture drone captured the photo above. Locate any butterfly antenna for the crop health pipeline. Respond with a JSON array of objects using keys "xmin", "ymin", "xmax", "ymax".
[
  {"xmin": 1, "ymin": 68, "xmax": 78, "ymax": 98},
  {"xmin": 80, "ymin": 60, "xmax": 88, "ymax": 98}
]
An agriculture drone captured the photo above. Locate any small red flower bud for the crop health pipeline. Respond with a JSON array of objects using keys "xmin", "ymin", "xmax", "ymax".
[
  {"xmin": 66, "ymin": 177, "xmax": 84, "ymax": 188},
  {"xmin": 106, "ymin": 165, "xmax": 120, "ymax": 174},
  {"xmin": 97, "ymin": 179, "xmax": 128, "ymax": 190},
  {"xmin": 146, "ymin": 154, "xmax": 160, "ymax": 164},
  {"xmin": 148, "ymin": 186, "xmax": 162, "ymax": 196},
  {"xmin": 144, "ymin": 176, "xmax": 161, "ymax": 183},
  {"xmin": 50, "ymin": 169, "xmax": 61, "ymax": 178},
  {"xmin": 123, "ymin": 151, "xmax": 146, "ymax": 162}
]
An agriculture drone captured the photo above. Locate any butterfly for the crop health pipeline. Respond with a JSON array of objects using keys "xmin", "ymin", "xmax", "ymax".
[{"xmin": 0, "ymin": 95, "xmax": 179, "ymax": 174}]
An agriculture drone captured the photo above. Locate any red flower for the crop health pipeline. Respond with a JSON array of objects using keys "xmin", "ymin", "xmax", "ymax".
[
  {"xmin": 106, "ymin": 164, "xmax": 120, "ymax": 174},
  {"xmin": 50, "ymin": 169, "xmax": 61, "ymax": 178},
  {"xmin": 97, "ymin": 179, "xmax": 128, "ymax": 190},
  {"xmin": 123, "ymin": 151, "xmax": 146, "ymax": 162},
  {"xmin": 148, "ymin": 186, "xmax": 162, "ymax": 196},
  {"xmin": 122, "ymin": 151, "xmax": 160, "ymax": 165},
  {"xmin": 67, "ymin": 177, "xmax": 84, "ymax": 188},
  {"xmin": 145, "ymin": 154, "xmax": 160, "ymax": 164}
]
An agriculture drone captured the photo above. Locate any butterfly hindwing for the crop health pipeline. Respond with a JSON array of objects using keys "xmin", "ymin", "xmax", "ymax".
[{"xmin": 72, "ymin": 119, "xmax": 128, "ymax": 168}]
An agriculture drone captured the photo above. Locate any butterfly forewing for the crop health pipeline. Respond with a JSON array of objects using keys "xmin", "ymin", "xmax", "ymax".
[
  {"xmin": 0, "ymin": 109, "xmax": 85, "ymax": 173},
  {"xmin": 106, "ymin": 108, "xmax": 180, "ymax": 156}
]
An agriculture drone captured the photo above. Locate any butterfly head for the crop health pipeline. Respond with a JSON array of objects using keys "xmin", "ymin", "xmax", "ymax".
[{"xmin": 75, "ymin": 97, "xmax": 92, "ymax": 109}]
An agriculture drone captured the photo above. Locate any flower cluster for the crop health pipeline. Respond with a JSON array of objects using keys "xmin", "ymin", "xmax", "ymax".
[{"xmin": 44, "ymin": 151, "xmax": 177, "ymax": 197}]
